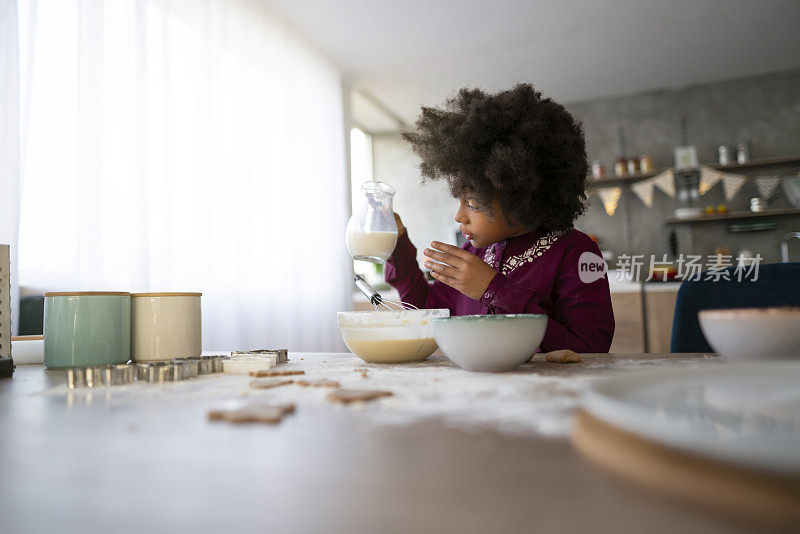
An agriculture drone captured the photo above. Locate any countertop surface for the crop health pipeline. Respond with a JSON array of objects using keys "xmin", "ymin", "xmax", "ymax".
[{"xmin": 0, "ymin": 352, "xmax": 771, "ymax": 533}]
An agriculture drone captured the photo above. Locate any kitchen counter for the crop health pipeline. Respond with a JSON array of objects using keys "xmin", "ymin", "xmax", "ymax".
[
  {"xmin": 0, "ymin": 352, "xmax": 771, "ymax": 533},
  {"xmin": 608, "ymin": 276, "xmax": 682, "ymax": 294}
]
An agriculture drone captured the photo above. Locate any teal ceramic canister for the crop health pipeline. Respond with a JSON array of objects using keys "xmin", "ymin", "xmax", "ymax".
[{"xmin": 44, "ymin": 292, "xmax": 131, "ymax": 369}]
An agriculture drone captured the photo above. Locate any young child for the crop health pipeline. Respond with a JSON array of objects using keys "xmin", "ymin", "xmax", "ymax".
[{"xmin": 385, "ymin": 84, "xmax": 614, "ymax": 353}]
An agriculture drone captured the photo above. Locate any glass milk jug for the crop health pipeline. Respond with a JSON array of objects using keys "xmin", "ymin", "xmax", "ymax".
[{"xmin": 347, "ymin": 181, "xmax": 398, "ymax": 263}]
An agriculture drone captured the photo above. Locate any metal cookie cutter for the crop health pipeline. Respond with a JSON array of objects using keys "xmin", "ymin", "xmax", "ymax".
[
  {"xmin": 135, "ymin": 357, "xmax": 225, "ymax": 383},
  {"xmin": 170, "ymin": 359, "xmax": 198, "ymax": 381},
  {"xmin": 108, "ymin": 364, "xmax": 135, "ymax": 385},
  {"xmin": 67, "ymin": 367, "xmax": 90, "ymax": 389},
  {"xmin": 232, "ymin": 349, "xmax": 288, "ymax": 364},
  {"xmin": 212, "ymin": 356, "xmax": 228, "ymax": 373},
  {"xmin": 135, "ymin": 361, "xmax": 173, "ymax": 383},
  {"xmin": 190, "ymin": 355, "xmax": 227, "ymax": 374},
  {"xmin": 67, "ymin": 364, "xmax": 135, "ymax": 389},
  {"xmin": 189, "ymin": 356, "xmax": 214, "ymax": 375}
]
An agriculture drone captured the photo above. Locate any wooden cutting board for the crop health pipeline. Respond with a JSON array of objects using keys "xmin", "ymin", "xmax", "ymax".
[{"xmin": 571, "ymin": 409, "xmax": 800, "ymax": 527}]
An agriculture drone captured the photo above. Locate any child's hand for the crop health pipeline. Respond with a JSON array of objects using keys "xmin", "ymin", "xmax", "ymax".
[
  {"xmin": 423, "ymin": 241, "xmax": 497, "ymax": 301},
  {"xmin": 393, "ymin": 212, "xmax": 406, "ymax": 237}
]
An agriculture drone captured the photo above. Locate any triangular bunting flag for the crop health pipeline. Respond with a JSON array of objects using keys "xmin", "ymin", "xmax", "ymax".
[
  {"xmin": 699, "ymin": 165, "xmax": 724, "ymax": 195},
  {"xmin": 755, "ymin": 176, "xmax": 782, "ymax": 199},
  {"xmin": 652, "ymin": 169, "xmax": 675, "ymax": 198},
  {"xmin": 597, "ymin": 187, "xmax": 622, "ymax": 216},
  {"xmin": 631, "ymin": 177, "xmax": 655, "ymax": 207},
  {"xmin": 722, "ymin": 174, "xmax": 746, "ymax": 201}
]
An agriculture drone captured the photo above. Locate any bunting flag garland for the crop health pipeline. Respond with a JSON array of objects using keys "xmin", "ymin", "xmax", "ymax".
[
  {"xmin": 596, "ymin": 164, "xmax": 763, "ymax": 213},
  {"xmin": 631, "ymin": 177, "xmax": 655, "ymax": 207},
  {"xmin": 700, "ymin": 165, "xmax": 747, "ymax": 201},
  {"xmin": 652, "ymin": 169, "xmax": 675, "ymax": 198},
  {"xmin": 699, "ymin": 165, "xmax": 725, "ymax": 195},
  {"xmin": 722, "ymin": 174, "xmax": 747, "ymax": 201},
  {"xmin": 755, "ymin": 176, "xmax": 782, "ymax": 199},
  {"xmin": 597, "ymin": 187, "xmax": 622, "ymax": 216}
]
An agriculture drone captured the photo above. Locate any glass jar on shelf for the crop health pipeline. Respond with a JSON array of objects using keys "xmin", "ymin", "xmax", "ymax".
[
  {"xmin": 639, "ymin": 154, "xmax": 653, "ymax": 174},
  {"xmin": 591, "ymin": 161, "xmax": 606, "ymax": 180},
  {"xmin": 718, "ymin": 145, "xmax": 732, "ymax": 166},
  {"xmin": 737, "ymin": 142, "xmax": 749, "ymax": 164},
  {"xmin": 614, "ymin": 156, "xmax": 628, "ymax": 177}
]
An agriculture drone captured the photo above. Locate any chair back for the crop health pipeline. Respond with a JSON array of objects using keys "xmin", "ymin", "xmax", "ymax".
[{"xmin": 670, "ymin": 262, "xmax": 800, "ymax": 353}]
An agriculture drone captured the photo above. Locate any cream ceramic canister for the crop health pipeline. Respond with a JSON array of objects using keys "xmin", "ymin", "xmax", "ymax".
[
  {"xmin": 44, "ymin": 292, "xmax": 131, "ymax": 369},
  {"xmin": 130, "ymin": 292, "xmax": 202, "ymax": 361}
]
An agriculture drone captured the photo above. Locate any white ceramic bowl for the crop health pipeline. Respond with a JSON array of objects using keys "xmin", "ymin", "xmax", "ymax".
[
  {"xmin": 337, "ymin": 309, "xmax": 450, "ymax": 363},
  {"xmin": 698, "ymin": 307, "xmax": 800, "ymax": 361},
  {"xmin": 432, "ymin": 314, "xmax": 548, "ymax": 372}
]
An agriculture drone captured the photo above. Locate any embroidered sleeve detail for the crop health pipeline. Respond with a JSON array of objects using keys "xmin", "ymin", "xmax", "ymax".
[
  {"xmin": 482, "ymin": 245, "xmax": 497, "ymax": 269},
  {"xmin": 499, "ymin": 230, "xmax": 566, "ymax": 275}
]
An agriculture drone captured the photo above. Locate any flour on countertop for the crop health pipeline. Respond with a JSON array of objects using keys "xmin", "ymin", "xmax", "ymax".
[{"xmin": 38, "ymin": 352, "xmax": 719, "ymax": 438}]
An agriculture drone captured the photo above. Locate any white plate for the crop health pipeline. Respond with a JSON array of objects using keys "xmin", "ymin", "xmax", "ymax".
[{"xmin": 583, "ymin": 363, "xmax": 800, "ymax": 474}]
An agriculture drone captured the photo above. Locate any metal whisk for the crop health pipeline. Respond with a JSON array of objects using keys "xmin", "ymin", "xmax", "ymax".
[{"xmin": 353, "ymin": 274, "xmax": 418, "ymax": 311}]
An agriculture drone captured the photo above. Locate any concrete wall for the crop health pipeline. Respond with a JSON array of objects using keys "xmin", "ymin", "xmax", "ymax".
[
  {"xmin": 569, "ymin": 69, "xmax": 800, "ymax": 263},
  {"xmin": 372, "ymin": 133, "xmax": 458, "ymax": 265},
  {"xmin": 371, "ymin": 69, "xmax": 800, "ymax": 265}
]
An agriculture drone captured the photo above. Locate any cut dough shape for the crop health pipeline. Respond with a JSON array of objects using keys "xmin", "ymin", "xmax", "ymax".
[
  {"xmin": 249, "ymin": 369, "xmax": 305, "ymax": 377},
  {"xmin": 327, "ymin": 389, "xmax": 392, "ymax": 404},
  {"xmin": 354, "ymin": 368, "xmax": 368, "ymax": 373},
  {"xmin": 544, "ymin": 350, "xmax": 582, "ymax": 363},
  {"xmin": 208, "ymin": 403, "xmax": 295, "ymax": 424},
  {"xmin": 207, "ymin": 409, "xmax": 228, "ymax": 421},
  {"xmin": 278, "ymin": 403, "xmax": 296, "ymax": 415},
  {"xmin": 227, "ymin": 408, "xmax": 282, "ymax": 424},
  {"xmin": 296, "ymin": 379, "xmax": 339, "ymax": 388},
  {"xmin": 223, "ymin": 357, "xmax": 275, "ymax": 374},
  {"xmin": 249, "ymin": 379, "xmax": 294, "ymax": 389}
]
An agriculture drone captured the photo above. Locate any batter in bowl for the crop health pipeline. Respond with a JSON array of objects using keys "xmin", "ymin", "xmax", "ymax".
[{"xmin": 341, "ymin": 335, "xmax": 438, "ymax": 363}]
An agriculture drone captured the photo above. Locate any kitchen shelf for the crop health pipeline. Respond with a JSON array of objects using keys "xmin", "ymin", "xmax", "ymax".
[
  {"xmin": 588, "ymin": 169, "xmax": 665, "ymax": 188},
  {"xmin": 707, "ymin": 155, "xmax": 800, "ymax": 172},
  {"xmin": 588, "ymin": 155, "xmax": 800, "ymax": 189},
  {"xmin": 665, "ymin": 208, "xmax": 800, "ymax": 224}
]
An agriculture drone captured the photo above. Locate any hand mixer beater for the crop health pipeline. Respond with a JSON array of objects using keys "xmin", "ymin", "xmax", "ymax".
[{"xmin": 353, "ymin": 275, "xmax": 418, "ymax": 311}]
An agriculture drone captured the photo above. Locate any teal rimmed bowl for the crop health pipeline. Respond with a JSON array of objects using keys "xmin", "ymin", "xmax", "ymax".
[{"xmin": 432, "ymin": 314, "xmax": 548, "ymax": 372}]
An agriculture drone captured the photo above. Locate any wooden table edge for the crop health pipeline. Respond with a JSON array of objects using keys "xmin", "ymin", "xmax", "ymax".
[{"xmin": 570, "ymin": 409, "xmax": 800, "ymax": 527}]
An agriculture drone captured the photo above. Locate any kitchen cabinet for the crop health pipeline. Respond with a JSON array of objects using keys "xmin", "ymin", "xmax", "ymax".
[{"xmin": 609, "ymin": 277, "xmax": 680, "ymax": 353}]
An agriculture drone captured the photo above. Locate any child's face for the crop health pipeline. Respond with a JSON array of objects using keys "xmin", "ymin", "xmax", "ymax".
[{"xmin": 454, "ymin": 197, "xmax": 529, "ymax": 249}]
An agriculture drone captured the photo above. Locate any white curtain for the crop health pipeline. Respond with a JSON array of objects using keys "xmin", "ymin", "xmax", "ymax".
[
  {"xmin": 1, "ymin": 0, "xmax": 20, "ymax": 335},
  {"xmin": 16, "ymin": 0, "xmax": 351, "ymax": 351}
]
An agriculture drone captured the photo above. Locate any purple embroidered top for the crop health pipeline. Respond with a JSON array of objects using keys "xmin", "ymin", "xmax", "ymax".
[{"xmin": 385, "ymin": 228, "xmax": 615, "ymax": 353}]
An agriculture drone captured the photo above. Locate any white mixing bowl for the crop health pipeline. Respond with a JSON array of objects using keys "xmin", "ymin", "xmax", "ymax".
[
  {"xmin": 337, "ymin": 309, "xmax": 450, "ymax": 363},
  {"xmin": 698, "ymin": 307, "xmax": 800, "ymax": 361},
  {"xmin": 432, "ymin": 314, "xmax": 548, "ymax": 372}
]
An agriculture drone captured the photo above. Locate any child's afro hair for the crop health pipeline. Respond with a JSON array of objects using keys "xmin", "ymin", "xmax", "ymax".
[{"xmin": 402, "ymin": 84, "xmax": 588, "ymax": 231}]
